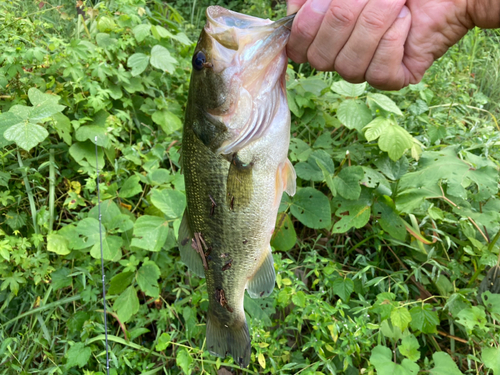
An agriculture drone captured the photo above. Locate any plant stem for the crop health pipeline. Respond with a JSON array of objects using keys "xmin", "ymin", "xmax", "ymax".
[
  {"xmin": 49, "ymin": 148, "xmax": 55, "ymax": 231},
  {"xmin": 17, "ymin": 150, "xmax": 39, "ymax": 240}
]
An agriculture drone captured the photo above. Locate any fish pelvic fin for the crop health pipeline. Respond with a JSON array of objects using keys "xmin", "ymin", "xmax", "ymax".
[
  {"xmin": 247, "ymin": 246, "xmax": 275, "ymax": 299},
  {"xmin": 282, "ymin": 158, "xmax": 296, "ymax": 197},
  {"xmin": 206, "ymin": 311, "xmax": 251, "ymax": 368},
  {"xmin": 178, "ymin": 212, "xmax": 206, "ymax": 278}
]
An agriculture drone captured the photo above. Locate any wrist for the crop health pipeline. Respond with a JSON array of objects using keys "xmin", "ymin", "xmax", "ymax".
[{"xmin": 467, "ymin": 0, "xmax": 500, "ymax": 28}]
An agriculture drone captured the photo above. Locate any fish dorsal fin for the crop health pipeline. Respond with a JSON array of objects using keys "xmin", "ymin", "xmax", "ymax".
[
  {"xmin": 178, "ymin": 211, "xmax": 205, "ymax": 278},
  {"xmin": 246, "ymin": 246, "xmax": 275, "ymax": 298},
  {"xmin": 282, "ymin": 158, "xmax": 296, "ymax": 196}
]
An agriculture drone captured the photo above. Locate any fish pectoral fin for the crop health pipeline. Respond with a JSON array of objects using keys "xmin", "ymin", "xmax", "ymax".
[
  {"xmin": 246, "ymin": 246, "xmax": 275, "ymax": 298},
  {"xmin": 282, "ymin": 158, "xmax": 296, "ymax": 196},
  {"xmin": 206, "ymin": 311, "xmax": 251, "ymax": 368},
  {"xmin": 178, "ymin": 212, "xmax": 205, "ymax": 278}
]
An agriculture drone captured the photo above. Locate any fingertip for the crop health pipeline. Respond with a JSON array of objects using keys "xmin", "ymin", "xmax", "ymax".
[{"xmin": 287, "ymin": 0, "xmax": 307, "ymax": 15}]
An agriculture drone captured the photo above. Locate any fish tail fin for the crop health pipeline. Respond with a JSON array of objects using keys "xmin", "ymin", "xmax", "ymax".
[{"xmin": 206, "ymin": 311, "xmax": 251, "ymax": 367}]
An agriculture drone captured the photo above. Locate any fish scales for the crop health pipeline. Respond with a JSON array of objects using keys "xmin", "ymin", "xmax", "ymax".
[{"xmin": 179, "ymin": 6, "xmax": 296, "ymax": 368}]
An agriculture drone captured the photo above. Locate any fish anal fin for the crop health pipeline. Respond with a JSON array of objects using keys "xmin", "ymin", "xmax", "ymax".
[
  {"xmin": 206, "ymin": 311, "xmax": 251, "ymax": 367},
  {"xmin": 247, "ymin": 246, "xmax": 275, "ymax": 299},
  {"xmin": 178, "ymin": 212, "xmax": 205, "ymax": 278}
]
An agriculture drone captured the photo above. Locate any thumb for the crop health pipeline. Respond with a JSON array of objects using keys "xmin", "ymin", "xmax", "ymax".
[{"xmin": 287, "ymin": 0, "xmax": 308, "ymax": 15}]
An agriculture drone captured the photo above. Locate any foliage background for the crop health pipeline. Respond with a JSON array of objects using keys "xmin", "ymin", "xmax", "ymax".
[{"xmin": 0, "ymin": 0, "xmax": 499, "ymax": 374}]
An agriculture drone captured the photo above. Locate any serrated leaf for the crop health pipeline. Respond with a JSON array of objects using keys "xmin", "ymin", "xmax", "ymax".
[
  {"xmin": 108, "ymin": 271, "xmax": 134, "ymax": 295},
  {"xmin": 131, "ymin": 215, "xmax": 168, "ymax": 252},
  {"xmin": 331, "ymin": 81, "xmax": 366, "ymax": 97},
  {"xmin": 150, "ymin": 45, "xmax": 177, "ymax": 73},
  {"xmin": 368, "ymin": 93, "xmax": 403, "ymax": 116},
  {"xmin": 65, "ymin": 342, "xmax": 91, "ymax": 368},
  {"xmin": 127, "ymin": 53, "xmax": 149, "ymax": 76},
  {"xmin": 137, "ymin": 261, "xmax": 161, "ymax": 297},
  {"xmin": 399, "ymin": 334, "xmax": 420, "ymax": 362},
  {"xmin": 113, "ymin": 286, "xmax": 139, "ymax": 322},
  {"xmin": 391, "ymin": 307, "xmax": 412, "ymax": 331},
  {"xmin": 119, "ymin": 175, "xmax": 143, "ymax": 198},
  {"xmin": 337, "ymin": 99, "xmax": 372, "ymax": 131},
  {"xmin": 378, "ymin": 122, "xmax": 413, "ymax": 161},
  {"xmin": 47, "ymin": 233, "xmax": 70, "ymax": 255},
  {"xmin": 152, "ymin": 110, "xmax": 182, "ymax": 134},
  {"xmin": 151, "ymin": 189, "xmax": 186, "ymax": 219},
  {"xmin": 332, "ymin": 278, "xmax": 354, "ymax": 302},
  {"xmin": 409, "ymin": 304, "xmax": 439, "ymax": 333},
  {"xmin": 430, "ymin": 352, "xmax": 464, "ymax": 375},
  {"xmin": 290, "ymin": 187, "xmax": 331, "ymax": 229},
  {"xmin": 333, "ymin": 166, "xmax": 363, "ymax": 200},
  {"xmin": 482, "ymin": 347, "xmax": 500, "ymax": 375},
  {"xmin": 4, "ymin": 122, "xmax": 49, "ymax": 151}
]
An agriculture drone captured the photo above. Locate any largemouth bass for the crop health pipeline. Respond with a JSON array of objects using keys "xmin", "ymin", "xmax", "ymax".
[{"xmin": 178, "ymin": 6, "xmax": 296, "ymax": 367}]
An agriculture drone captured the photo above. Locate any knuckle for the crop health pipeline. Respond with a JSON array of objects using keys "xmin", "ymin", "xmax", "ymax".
[
  {"xmin": 325, "ymin": 5, "xmax": 356, "ymax": 28},
  {"xmin": 381, "ymin": 27, "xmax": 402, "ymax": 44},
  {"xmin": 359, "ymin": 10, "xmax": 387, "ymax": 31}
]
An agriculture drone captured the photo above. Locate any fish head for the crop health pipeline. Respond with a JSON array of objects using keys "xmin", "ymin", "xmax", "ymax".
[{"xmin": 188, "ymin": 7, "xmax": 294, "ymax": 148}]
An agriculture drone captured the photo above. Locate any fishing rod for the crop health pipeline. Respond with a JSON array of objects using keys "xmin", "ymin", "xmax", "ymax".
[{"xmin": 95, "ymin": 136, "xmax": 110, "ymax": 375}]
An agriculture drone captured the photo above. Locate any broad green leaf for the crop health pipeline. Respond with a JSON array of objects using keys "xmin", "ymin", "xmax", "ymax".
[
  {"xmin": 373, "ymin": 201, "xmax": 406, "ymax": 241},
  {"xmin": 363, "ymin": 117, "xmax": 391, "ymax": 142},
  {"xmin": 51, "ymin": 268, "xmax": 72, "ymax": 291},
  {"xmin": 409, "ymin": 305, "xmax": 439, "ymax": 333},
  {"xmin": 244, "ymin": 294, "xmax": 272, "ymax": 326},
  {"xmin": 367, "ymin": 93, "xmax": 403, "ymax": 116},
  {"xmin": 113, "ymin": 286, "xmax": 139, "ymax": 322},
  {"xmin": 271, "ymin": 213, "xmax": 296, "ymax": 251},
  {"xmin": 96, "ymin": 33, "xmax": 117, "ymax": 49},
  {"xmin": 0, "ymin": 171, "xmax": 10, "ymax": 187},
  {"xmin": 292, "ymin": 291, "xmax": 307, "ymax": 308},
  {"xmin": 74, "ymin": 218, "xmax": 104, "ymax": 250},
  {"xmin": 137, "ymin": 261, "xmax": 161, "ymax": 297},
  {"xmin": 65, "ymin": 342, "xmax": 91, "ymax": 368},
  {"xmin": 4, "ymin": 122, "xmax": 49, "ymax": 151},
  {"xmin": 119, "ymin": 175, "xmax": 143, "ymax": 198},
  {"xmin": 127, "ymin": 53, "xmax": 149, "ymax": 76},
  {"xmin": 333, "ymin": 166, "xmax": 363, "ymax": 200},
  {"xmin": 172, "ymin": 32, "xmax": 192, "ymax": 45},
  {"xmin": 370, "ymin": 345, "xmax": 419, "ymax": 375},
  {"xmin": 28, "ymin": 87, "xmax": 60, "ymax": 106},
  {"xmin": 88, "ymin": 200, "xmax": 121, "ymax": 226},
  {"xmin": 5, "ymin": 211, "xmax": 27, "ymax": 230},
  {"xmin": 331, "ymin": 81, "xmax": 366, "ymax": 97},
  {"xmin": 391, "ymin": 307, "xmax": 412, "ymax": 331},
  {"xmin": 457, "ymin": 306, "xmax": 487, "ymax": 331},
  {"xmin": 133, "ymin": 24, "xmax": 151, "ymax": 42},
  {"xmin": 150, "ymin": 45, "xmax": 177, "ymax": 73},
  {"xmin": 75, "ymin": 125, "xmax": 109, "ymax": 147},
  {"xmin": 482, "ymin": 347, "xmax": 500, "ymax": 375},
  {"xmin": 378, "ymin": 122, "xmax": 413, "ymax": 161},
  {"xmin": 69, "ymin": 140, "xmax": 105, "ymax": 170},
  {"xmin": 332, "ymin": 278, "xmax": 354, "ymax": 302},
  {"xmin": 47, "ymin": 233, "xmax": 70, "ymax": 255},
  {"xmin": 107, "ymin": 214, "xmax": 134, "ymax": 233},
  {"xmin": 152, "ymin": 110, "xmax": 182, "ymax": 134},
  {"xmin": 108, "ymin": 271, "xmax": 134, "ymax": 295},
  {"xmin": 156, "ymin": 332, "xmax": 171, "ymax": 351},
  {"xmin": 29, "ymin": 102, "xmax": 65, "ymax": 121},
  {"xmin": 176, "ymin": 349, "xmax": 193, "ymax": 375},
  {"xmin": 375, "ymin": 155, "xmax": 409, "ymax": 180},
  {"xmin": 295, "ymin": 150, "xmax": 334, "ymax": 182},
  {"xmin": 9, "ymin": 105, "xmax": 32, "ymax": 120},
  {"xmin": 90, "ymin": 234, "xmax": 123, "ymax": 261},
  {"xmin": 0, "ymin": 112, "xmax": 22, "ymax": 148},
  {"xmin": 332, "ymin": 190, "xmax": 371, "ymax": 233},
  {"xmin": 290, "ymin": 187, "xmax": 331, "ymax": 229},
  {"xmin": 482, "ymin": 291, "xmax": 500, "ymax": 316},
  {"xmin": 289, "ymin": 138, "xmax": 312, "ymax": 162},
  {"xmin": 399, "ymin": 334, "xmax": 420, "ymax": 362},
  {"xmin": 131, "ymin": 215, "xmax": 168, "ymax": 252},
  {"xmin": 337, "ymin": 99, "xmax": 372, "ymax": 131},
  {"xmin": 151, "ymin": 189, "xmax": 186, "ymax": 219},
  {"xmin": 380, "ymin": 320, "xmax": 401, "ymax": 341},
  {"xmin": 430, "ymin": 352, "xmax": 464, "ymax": 375},
  {"xmin": 52, "ymin": 112, "xmax": 72, "ymax": 145}
]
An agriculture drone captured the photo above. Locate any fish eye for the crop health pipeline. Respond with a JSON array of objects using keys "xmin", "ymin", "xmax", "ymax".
[{"xmin": 193, "ymin": 51, "xmax": 206, "ymax": 71}]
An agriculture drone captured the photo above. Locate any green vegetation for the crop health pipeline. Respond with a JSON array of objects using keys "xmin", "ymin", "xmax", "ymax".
[{"xmin": 1, "ymin": 0, "xmax": 499, "ymax": 374}]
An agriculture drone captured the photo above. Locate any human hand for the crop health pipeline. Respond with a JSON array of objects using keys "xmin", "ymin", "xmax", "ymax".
[{"xmin": 286, "ymin": 0, "xmax": 497, "ymax": 90}]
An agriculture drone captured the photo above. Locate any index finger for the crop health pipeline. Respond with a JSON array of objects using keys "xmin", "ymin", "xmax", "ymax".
[{"xmin": 287, "ymin": 0, "xmax": 308, "ymax": 15}]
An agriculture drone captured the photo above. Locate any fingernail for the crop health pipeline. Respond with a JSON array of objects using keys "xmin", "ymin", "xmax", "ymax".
[
  {"xmin": 310, "ymin": 0, "xmax": 331, "ymax": 14},
  {"xmin": 398, "ymin": 6, "xmax": 409, "ymax": 18}
]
